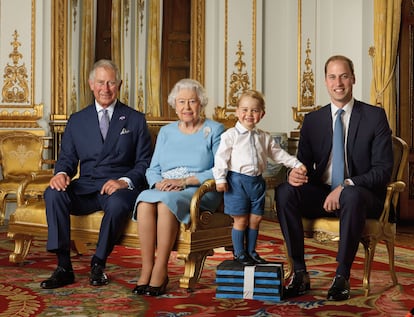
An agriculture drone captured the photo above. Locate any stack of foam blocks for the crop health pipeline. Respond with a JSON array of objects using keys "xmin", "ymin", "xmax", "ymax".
[{"xmin": 215, "ymin": 260, "xmax": 284, "ymax": 301}]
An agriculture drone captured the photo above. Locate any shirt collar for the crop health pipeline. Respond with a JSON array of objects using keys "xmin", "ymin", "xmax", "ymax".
[
  {"xmin": 235, "ymin": 121, "xmax": 258, "ymax": 134},
  {"xmin": 95, "ymin": 100, "xmax": 117, "ymax": 116},
  {"xmin": 330, "ymin": 97, "xmax": 354, "ymax": 115}
]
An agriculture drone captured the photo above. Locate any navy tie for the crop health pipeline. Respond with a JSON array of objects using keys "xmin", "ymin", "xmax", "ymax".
[
  {"xmin": 331, "ymin": 109, "xmax": 345, "ymax": 189},
  {"xmin": 99, "ymin": 109, "xmax": 110, "ymax": 140}
]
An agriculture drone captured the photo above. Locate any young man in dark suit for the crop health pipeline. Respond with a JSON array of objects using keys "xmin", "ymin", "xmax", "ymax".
[
  {"xmin": 276, "ymin": 55, "xmax": 393, "ymax": 301},
  {"xmin": 40, "ymin": 59, "xmax": 152, "ymax": 289}
]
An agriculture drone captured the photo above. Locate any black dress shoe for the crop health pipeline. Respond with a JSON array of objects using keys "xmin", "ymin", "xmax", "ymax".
[
  {"xmin": 40, "ymin": 266, "xmax": 75, "ymax": 289},
  {"xmin": 249, "ymin": 251, "xmax": 267, "ymax": 264},
  {"xmin": 89, "ymin": 263, "xmax": 109, "ymax": 286},
  {"xmin": 327, "ymin": 275, "xmax": 350, "ymax": 301},
  {"xmin": 284, "ymin": 270, "xmax": 310, "ymax": 298},
  {"xmin": 132, "ymin": 284, "xmax": 148, "ymax": 295},
  {"xmin": 234, "ymin": 252, "xmax": 255, "ymax": 266},
  {"xmin": 145, "ymin": 277, "xmax": 169, "ymax": 296}
]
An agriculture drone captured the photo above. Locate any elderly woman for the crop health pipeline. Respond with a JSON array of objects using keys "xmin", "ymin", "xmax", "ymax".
[{"xmin": 132, "ymin": 78, "xmax": 225, "ymax": 296}]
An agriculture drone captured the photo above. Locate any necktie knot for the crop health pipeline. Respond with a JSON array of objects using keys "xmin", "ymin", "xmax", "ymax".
[
  {"xmin": 331, "ymin": 109, "xmax": 345, "ymax": 189},
  {"xmin": 99, "ymin": 109, "xmax": 110, "ymax": 140}
]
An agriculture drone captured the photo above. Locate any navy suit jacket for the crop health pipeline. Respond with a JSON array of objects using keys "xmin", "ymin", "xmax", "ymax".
[
  {"xmin": 54, "ymin": 101, "xmax": 152, "ymax": 195},
  {"xmin": 298, "ymin": 99, "xmax": 393, "ymax": 200}
]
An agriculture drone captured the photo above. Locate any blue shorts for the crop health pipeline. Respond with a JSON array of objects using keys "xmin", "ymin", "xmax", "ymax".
[{"xmin": 223, "ymin": 171, "xmax": 266, "ymax": 216}]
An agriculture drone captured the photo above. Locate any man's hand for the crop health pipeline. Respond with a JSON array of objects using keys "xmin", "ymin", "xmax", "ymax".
[
  {"xmin": 323, "ymin": 185, "xmax": 343, "ymax": 212},
  {"xmin": 49, "ymin": 173, "xmax": 71, "ymax": 191},
  {"xmin": 100, "ymin": 179, "xmax": 129, "ymax": 195},
  {"xmin": 288, "ymin": 165, "xmax": 308, "ymax": 187}
]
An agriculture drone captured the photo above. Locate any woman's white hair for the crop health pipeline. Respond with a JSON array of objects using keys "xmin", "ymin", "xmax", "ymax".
[{"xmin": 167, "ymin": 78, "xmax": 208, "ymax": 109}]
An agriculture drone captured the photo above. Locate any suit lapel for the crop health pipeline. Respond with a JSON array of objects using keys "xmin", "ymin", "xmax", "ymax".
[
  {"xmin": 346, "ymin": 100, "xmax": 362, "ymax": 175},
  {"xmin": 97, "ymin": 102, "xmax": 127, "ymax": 161}
]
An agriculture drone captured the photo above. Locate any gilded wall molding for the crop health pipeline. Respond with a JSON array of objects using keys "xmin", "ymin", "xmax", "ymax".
[
  {"xmin": 215, "ymin": 0, "xmax": 256, "ymax": 128},
  {"xmin": 191, "ymin": 0, "xmax": 205, "ymax": 84},
  {"xmin": 0, "ymin": 0, "xmax": 43, "ymax": 129},
  {"xmin": 51, "ymin": 0, "xmax": 68, "ymax": 122},
  {"xmin": 291, "ymin": 0, "xmax": 319, "ymax": 131}
]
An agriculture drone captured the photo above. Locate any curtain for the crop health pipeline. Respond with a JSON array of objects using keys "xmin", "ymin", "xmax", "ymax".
[
  {"xmin": 370, "ymin": 0, "xmax": 402, "ymax": 132},
  {"xmin": 146, "ymin": 0, "xmax": 161, "ymax": 116},
  {"xmin": 79, "ymin": 0, "xmax": 95, "ymax": 110}
]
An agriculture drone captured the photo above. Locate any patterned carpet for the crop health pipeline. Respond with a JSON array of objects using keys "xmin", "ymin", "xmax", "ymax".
[{"xmin": 1, "ymin": 220, "xmax": 413, "ymax": 316}]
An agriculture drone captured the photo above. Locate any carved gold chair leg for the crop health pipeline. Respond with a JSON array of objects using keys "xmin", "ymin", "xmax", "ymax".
[
  {"xmin": 361, "ymin": 239, "xmax": 377, "ymax": 296},
  {"xmin": 177, "ymin": 249, "xmax": 213, "ymax": 290},
  {"xmin": 385, "ymin": 239, "xmax": 398, "ymax": 286},
  {"xmin": 7, "ymin": 232, "xmax": 33, "ymax": 263},
  {"xmin": 0, "ymin": 191, "xmax": 7, "ymax": 226},
  {"xmin": 71, "ymin": 240, "xmax": 89, "ymax": 255}
]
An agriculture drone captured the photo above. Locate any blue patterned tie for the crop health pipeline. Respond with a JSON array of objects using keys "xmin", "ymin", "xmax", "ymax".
[
  {"xmin": 99, "ymin": 109, "xmax": 110, "ymax": 140},
  {"xmin": 331, "ymin": 109, "xmax": 345, "ymax": 189}
]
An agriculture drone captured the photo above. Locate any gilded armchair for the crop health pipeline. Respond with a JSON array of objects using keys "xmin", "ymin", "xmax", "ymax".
[
  {"xmin": 283, "ymin": 135, "xmax": 409, "ymax": 296},
  {"xmin": 7, "ymin": 123, "xmax": 234, "ymax": 290},
  {"xmin": 0, "ymin": 131, "xmax": 54, "ymax": 225}
]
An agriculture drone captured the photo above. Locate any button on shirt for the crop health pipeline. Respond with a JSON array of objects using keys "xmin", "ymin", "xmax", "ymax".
[
  {"xmin": 213, "ymin": 121, "xmax": 302, "ymax": 184},
  {"xmin": 321, "ymin": 98, "xmax": 354, "ymax": 186}
]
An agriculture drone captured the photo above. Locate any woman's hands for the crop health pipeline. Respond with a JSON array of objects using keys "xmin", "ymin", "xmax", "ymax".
[{"xmin": 156, "ymin": 178, "xmax": 187, "ymax": 191}]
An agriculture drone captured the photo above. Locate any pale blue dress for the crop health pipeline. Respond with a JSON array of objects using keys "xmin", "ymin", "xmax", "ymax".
[{"xmin": 133, "ymin": 119, "xmax": 225, "ymax": 224}]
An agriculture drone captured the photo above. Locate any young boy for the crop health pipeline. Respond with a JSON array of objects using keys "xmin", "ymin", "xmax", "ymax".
[{"xmin": 213, "ymin": 90, "xmax": 307, "ymax": 265}]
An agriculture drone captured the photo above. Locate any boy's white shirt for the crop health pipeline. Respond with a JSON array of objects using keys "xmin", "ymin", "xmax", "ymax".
[{"xmin": 213, "ymin": 121, "xmax": 302, "ymax": 184}]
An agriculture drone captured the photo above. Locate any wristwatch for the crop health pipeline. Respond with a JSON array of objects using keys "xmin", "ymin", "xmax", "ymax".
[{"xmin": 341, "ymin": 179, "xmax": 352, "ymax": 188}]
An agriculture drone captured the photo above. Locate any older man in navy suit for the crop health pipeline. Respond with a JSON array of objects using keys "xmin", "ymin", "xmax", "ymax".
[
  {"xmin": 276, "ymin": 55, "xmax": 393, "ymax": 301},
  {"xmin": 41, "ymin": 59, "xmax": 152, "ymax": 289}
]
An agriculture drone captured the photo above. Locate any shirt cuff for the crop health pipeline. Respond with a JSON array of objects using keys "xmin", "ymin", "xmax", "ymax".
[{"xmin": 119, "ymin": 177, "xmax": 134, "ymax": 190}]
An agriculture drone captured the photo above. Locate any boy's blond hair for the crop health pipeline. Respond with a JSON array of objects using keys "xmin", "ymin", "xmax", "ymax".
[{"xmin": 237, "ymin": 89, "xmax": 265, "ymax": 111}]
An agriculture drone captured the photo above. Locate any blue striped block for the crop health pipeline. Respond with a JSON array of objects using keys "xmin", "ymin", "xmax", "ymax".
[{"xmin": 215, "ymin": 260, "xmax": 284, "ymax": 302}]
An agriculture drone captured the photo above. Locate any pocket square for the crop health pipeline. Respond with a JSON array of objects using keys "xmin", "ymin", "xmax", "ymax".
[{"xmin": 120, "ymin": 128, "xmax": 130, "ymax": 135}]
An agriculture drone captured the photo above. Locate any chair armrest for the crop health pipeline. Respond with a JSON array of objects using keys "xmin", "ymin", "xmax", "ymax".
[
  {"xmin": 379, "ymin": 180, "xmax": 406, "ymax": 224},
  {"xmin": 186, "ymin": 179, "xmax": 219, "ymax": 232},
  {"xmin": 16, "ymin": 171, "xmax": 53, "ymax": 207}
]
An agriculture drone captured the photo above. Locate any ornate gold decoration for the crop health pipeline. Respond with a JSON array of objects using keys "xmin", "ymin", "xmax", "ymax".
[
  {"xmin": 0, "ymin": 0, "xmax": 42, "ymax": 130},
  {"xmin": 72, "ymin": 0, "xmax": 78, "ymax": 31},
  {"xmin": 0, "ymin": 104, "xmax": 43, "ymax": 128},
  {"xmin": 52, "ymin": 0, "xmax": 68, "ymax": 121},
  {"xmin": 70, "ymin": 76, "xmax": 77, "ymax": 114},
  {"xmin": 191, "ymin": 0, "xmax": 205, "ymax": 84},
  {"xmin": 301, "ymin": 39, "xmax": 315, "ymax": 107},
  {"xmin": 214, "ymin": 41, "xmax": 250, "ymax": 129},
  {"xmin": 292, "ymin": 36, "xmax": 320, "ymax": 130},
  {"xmin": 137, "ymin": 74, "xmax": 144, "ymax": 112},
  {"xmin": 122, "ymin": 77, "xmax": 129, "ymax": 105},
  {"xmin": 2, "ymin": 30, "xmax": 29, "ymax": 104},
  {"xmin": 138, "ymin": 0, "xmax": 145, "ymax": 32},
  {"xmin": 124, "ymin": 0, "xmax": 130, "ymax": 36}
]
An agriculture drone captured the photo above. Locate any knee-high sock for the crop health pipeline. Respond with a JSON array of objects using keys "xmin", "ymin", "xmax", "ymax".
[
  {"xmin": 232, "ymin": 228, "xmax": 245, "ymax": 257},
  {"xmin": 246, "ymin": 227, "xmax": 259, "ymax": 254}
]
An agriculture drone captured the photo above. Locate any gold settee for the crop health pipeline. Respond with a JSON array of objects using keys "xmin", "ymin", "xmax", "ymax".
[{"xmin": 6, "ymin": 122, "xmax": 234, "ymax": 290}]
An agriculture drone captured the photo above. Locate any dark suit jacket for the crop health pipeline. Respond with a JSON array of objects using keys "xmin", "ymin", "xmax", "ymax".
[
  {"xmin": 298, "ymin": 99, "xmax": 393, "ymax": 200},
  {"xmin": 54, "ymin": 101, "xmax": 152, "ymax": 195}
]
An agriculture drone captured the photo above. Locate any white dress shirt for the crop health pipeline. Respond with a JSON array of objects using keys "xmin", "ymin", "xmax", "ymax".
[{"xmin": 213, "ymin": 121, "xmax": 302, "ymax": 184}]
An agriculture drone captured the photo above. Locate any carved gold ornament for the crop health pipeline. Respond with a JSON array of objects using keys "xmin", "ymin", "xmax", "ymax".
[
  {"xmin": 214, "ymin": 41, "xmax": 250, "ymax": 128},
  {"xmin": 2, "ymin": 30, "xmax": 29, "ymax": 104}
]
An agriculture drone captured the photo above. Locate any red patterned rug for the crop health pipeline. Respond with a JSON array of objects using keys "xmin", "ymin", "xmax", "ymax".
[{"xmin": 1, "ymin": 222, "xmax": 413, "ymax": 316}]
